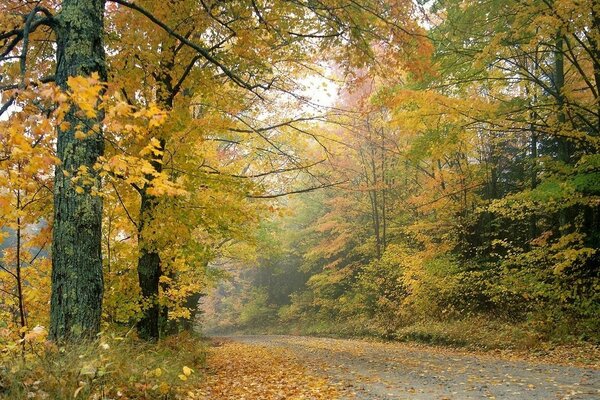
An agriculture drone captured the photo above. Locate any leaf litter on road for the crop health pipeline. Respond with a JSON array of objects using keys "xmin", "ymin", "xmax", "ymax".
[{"xmin": 194, "ymin": 341, "xmax": 345, "ymax": 399}]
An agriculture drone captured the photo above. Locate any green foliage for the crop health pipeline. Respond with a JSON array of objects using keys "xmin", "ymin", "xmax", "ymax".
[{"xmin": 238, "ymin": 289, "xmax": 277, "ymax": 328}]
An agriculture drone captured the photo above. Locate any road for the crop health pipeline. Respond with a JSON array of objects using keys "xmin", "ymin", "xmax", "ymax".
[{"xmin": 228, "ymin": 335, "xmax": 600, "ymax": 400}]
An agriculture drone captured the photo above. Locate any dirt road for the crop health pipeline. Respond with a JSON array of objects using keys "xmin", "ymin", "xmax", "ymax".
[{"xmin": 228, "ymin": 335, "xmax": 600, "ymax": 400}]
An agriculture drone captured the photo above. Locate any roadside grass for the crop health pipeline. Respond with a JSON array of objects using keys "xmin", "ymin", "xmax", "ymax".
[{"xmin": 0, "ymin": 330, "xmax": 206, "ymax": 399}]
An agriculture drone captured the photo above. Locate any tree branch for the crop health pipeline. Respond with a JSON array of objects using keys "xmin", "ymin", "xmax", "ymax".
[
  {"xmin": 107, "ymin": 0, "xmax": 270, "ymax": 94},
  {"xmin": 248, "ymin": 180, "xmax": 347, "ymax": 198}
]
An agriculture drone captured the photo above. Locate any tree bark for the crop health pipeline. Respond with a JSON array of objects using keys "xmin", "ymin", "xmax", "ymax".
[
  {"xmin": 50, "ymin": 0, "xmax": 107, "ymax": 341},
  {"xmin": 136, "ymin": 192, "xmax": 162, "ymax": 340},
  {"xmin": 554, "ymin": 35, "xmax": 575, "ymax": 235},
  {"xmin": 555, "ymin": 36, "xmax": 569, "ymax": 164},
  {"xmin": 16, "ymin": 178, "xmax": 26, "ymax": 348},
  {"xmin": 136, "ymin": 48, "xmax": 181, "ymax": 339},
  {"xmin": 135, "ymin": 53, "xmax": 173, "ymax": 339},
  {"xmin": 380, "ymin": 128, "xmax": 387, "ymax": 252},
  {"xmin": 136, "ymin": 139, "xmax": 165, "ymax": 341},
  {"xmin": 136, "ymin": 58, "xmax": 172, "ymax": 339},
  {"xmin": 529, "ymin": 131, "xmax": 538, "ymax": 239}
]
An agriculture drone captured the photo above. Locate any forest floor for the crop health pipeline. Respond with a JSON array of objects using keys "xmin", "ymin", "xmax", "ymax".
[{"xmin": 202, "ymin": 335, "xmax": 600, "ymax": 400}]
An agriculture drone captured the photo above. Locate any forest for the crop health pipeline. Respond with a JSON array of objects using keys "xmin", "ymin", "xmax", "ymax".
[{"xmin": 0, "ymin": 0, "xmax": 599, "ymax": 399}]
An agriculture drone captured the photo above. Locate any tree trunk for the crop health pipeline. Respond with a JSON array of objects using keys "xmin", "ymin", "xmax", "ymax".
[
  {"xmin": 136, "ymin": 138, "xmax": 166, "ymax": 341},
  {"xmin": 555, "ymin": 36, "xmax": 569, "ymax": 164},
  {"xmin": 369, "ymin": 140, "xmax": 381, "ymax": 258},
  {"xmin": 380, "ymin": 128, "xmax": 387, "ymax": 252},
  {"xmin": 529, "ymin": 46, "xmax": 540, "ymax": 242},
  {"xmin": 136, "ymin": 192, "xmax": 162, "ymax": 340},
  {"xmin": 16, "ymin": 179, "xmax": 26, "ymax": 350},
  {"xmin": 136, "ymin": 54, "xmax": 175, "ymax": 339},
  {"xmin": 529, "ymin": 131, "xmax": 538, "ymax": 240},
  {"xmin": 135, "ymin": 55, "xmax": 172, "ymax": 341},
  {"xmin": 554, "ymin": 35, "xmax": 575, "ymax": 235},
  {"xmin": 50, "ymin": 0, "xmax": 107, "ymax": 341}
]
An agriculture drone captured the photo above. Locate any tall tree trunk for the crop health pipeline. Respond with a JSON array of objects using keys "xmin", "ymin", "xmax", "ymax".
[
  {"xmin": 370, "ymin": 149, "xmax": 381, "ymax": 259},
  {"xmin": 136, "ymin": 63, "xmax": 172, "ymax": 340},
  {"xmin": 50, "ymin": 0, "xmax": 107, "ymax": 341},
  {"xmin": 136, "ymin": 190, "xmax": 163, "ymax": 340},
  {"xmin": 136, "ymin": 135, "xmax": 166, "ymax": 340},
  {"xmin": 529, "ymin": 45, "xmax": 540, "ymax": 241},
  {"xmin": 529, "ymin": 131, "xmax": 538, "ymax": 239},
  {"xmin": 554, "ymin": 35, "xmax": 575, "ymax": 235},
  {"xmin": 15, "ymin": 176, "xmax": 26, "ymax": 350},
  {"xmin": 380, "ymin": 128, "xmax": 387, "ymax": 252},
  {"xmin": 555, "ymin": 36, "xmax": 569, "ymax": 164}
]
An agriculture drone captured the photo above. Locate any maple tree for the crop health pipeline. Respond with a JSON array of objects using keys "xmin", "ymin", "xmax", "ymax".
[{"xmin": 0, "ymin": 86, "xmax": 54, "ymax": 346}]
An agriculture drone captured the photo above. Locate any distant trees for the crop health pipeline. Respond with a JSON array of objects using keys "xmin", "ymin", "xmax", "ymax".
[{"xmin": 207, "ymin": 0, "xmax": 600, "ymax": 343}]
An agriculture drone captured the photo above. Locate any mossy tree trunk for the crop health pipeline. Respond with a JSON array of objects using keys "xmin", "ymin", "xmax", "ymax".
[{"xmin": 50, "ymin": 0, "xmax": 107, "ymax": 341}]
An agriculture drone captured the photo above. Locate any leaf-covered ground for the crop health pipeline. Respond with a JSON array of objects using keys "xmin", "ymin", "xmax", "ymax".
[
  {"xmin": 194, "ymin": 340, "xmax": 342, "ymax": 399},
  {"xmin": 209, "ymin": 336, "xmax": 600, "ymax": 400}
]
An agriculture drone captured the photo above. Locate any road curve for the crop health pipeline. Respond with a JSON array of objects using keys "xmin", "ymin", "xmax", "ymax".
[{"xmin": 225, "ymin": 335, "xmax": 600, "ymax": 400}]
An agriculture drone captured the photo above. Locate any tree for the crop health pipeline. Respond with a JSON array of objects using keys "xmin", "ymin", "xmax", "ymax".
[
  {"xmin": 1, "ymin": 0, "xmax": 108, "ymax": 341},
  {"xmin": 101, "ymin": 0, "xmax": 431, "ymax": 340},
  {"xmin": 1, "ymin": 0, "xmax": 433, "ymax": 342},
  {"xmin": 49, "ymin": 0, "xmax": 108, "ymax": 341},
  {"xmin": 0, "ymin": 89, "xmax": 54, "ymax": 345}
]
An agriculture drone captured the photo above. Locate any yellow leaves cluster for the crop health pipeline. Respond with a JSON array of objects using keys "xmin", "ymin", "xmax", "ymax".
[
  {"xmin": 548, "ymin": 233, "xmax": 597, "ymax": 275},
  {"xmin": 144, "ymin": 104, "xmax": 168, "ymax": 129},
  {"xmin": 139, "ymin": 137, "xmax": 164, "ymax": 158},
  {"xmin": 386, "ymin": 88, "xmax": 496, "ymax": 136},
  {"xmin": 0, "ymin": 12, "xmax": 20, "ymax": 34},
  {"xmin": 195, "ymin": 342, "xmax": 341, "ymax": 399},
  {"xmin": 67, "ymin": 72, "xmax": 105, "ymax": 119},
  {"xmin": 104, "ymin": 99, "xmax": 168, "ymax": 140},
  {"xmin": 179, "ymin": 365, "xmax": 194, "ymax": 381},
  {"xmin": 97, "ymin": 153, "xmax": 187, "ymax": 197}
]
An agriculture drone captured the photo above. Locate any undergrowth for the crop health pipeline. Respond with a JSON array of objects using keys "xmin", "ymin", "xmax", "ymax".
[
  {"xmin": 0, "ymin": 328, "xmax": 206, "ymax": 399},
  {"xmin": 206, "ymin": 315, "xmax": 600, "ymax": 366}
]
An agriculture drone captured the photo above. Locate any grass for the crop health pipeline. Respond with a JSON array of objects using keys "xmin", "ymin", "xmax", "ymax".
[{"xmin": 0, "ymin": 330, "xmax": 206, "ymax": 399}]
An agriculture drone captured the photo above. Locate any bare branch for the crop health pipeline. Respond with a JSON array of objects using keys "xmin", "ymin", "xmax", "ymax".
[
  {"xmin": 111, "ymin": 182, "xmax": 138, "ymax": 228},
  {"xmin": 248, "ymin": 179, "xmax": 347, "ymax": 198}
]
